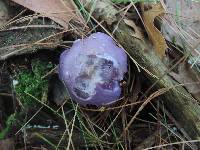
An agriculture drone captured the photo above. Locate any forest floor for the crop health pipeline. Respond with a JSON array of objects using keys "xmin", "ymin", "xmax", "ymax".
[{"xmin": 0, "ymin": 0, "xmax": 200, "ymax": 149}]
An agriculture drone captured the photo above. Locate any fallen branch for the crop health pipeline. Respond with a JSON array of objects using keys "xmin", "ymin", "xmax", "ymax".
[{"xmin": 83, "ymin": 0, "xmax": 200, "ymax": 141}]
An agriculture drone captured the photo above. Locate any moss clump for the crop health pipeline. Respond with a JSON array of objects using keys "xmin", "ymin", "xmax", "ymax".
[
  {"xmin": 0, "ymin": 113, "xmax": 16, "ymax": 140},
  {"xmin": 15, "ymin": 59, "xmax": 55, "ymax": 108}
]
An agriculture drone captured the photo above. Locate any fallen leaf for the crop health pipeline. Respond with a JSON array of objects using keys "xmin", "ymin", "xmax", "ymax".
[
  {"xmin": 170, "ymin": 62, "xmax": 200, "ymax": 102},
  {"xmin": 161, "ymin": 0, "xmax": 200, "ymax": 67},
  {"xmin": 124, "ymin": 19, "xmax": 144, "ymax": 40},
  {"xmin": 162, "ymin": 0, "xmax": 200, "ymax": 47},
  {"xmin": 12, "ymin": 0, "xmax": 85, "ymax": 29},
  {"xmin": 141, "ymin": 2, "xmax": 168, "ymax": 58}
]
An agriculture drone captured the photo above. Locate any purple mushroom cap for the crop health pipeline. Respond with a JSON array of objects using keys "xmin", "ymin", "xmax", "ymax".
[{"xmin": 59, "ymin": 32, "xmax": 127, "ymax": 106}]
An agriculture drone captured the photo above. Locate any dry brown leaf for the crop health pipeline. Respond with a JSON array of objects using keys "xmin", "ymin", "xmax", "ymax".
[
  {"xmin": 124, "ymin": 19, "xmax": 144, "ymax": 40},
  {"xmin": 141, "ymin": 3, "xmax": 168, "ymax": 58},
  {"xmin": 12, "ymin": 0, "xmax": 85, "ymax": 29},
  {"xmin": 170, "ymin": 62, "xmax": 200, "ymax": 102}
]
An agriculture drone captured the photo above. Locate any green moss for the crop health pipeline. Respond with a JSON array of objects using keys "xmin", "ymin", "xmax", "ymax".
[
  {"xmin": 15, "ymin": 59, "xmax": 55, "ymax": 108},
  {"xmin": 0, "ymin": 113, "xmax": 16, "ymax": 140}
]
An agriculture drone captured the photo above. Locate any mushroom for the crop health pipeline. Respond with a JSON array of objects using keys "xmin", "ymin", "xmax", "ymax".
[{"xmin": 59, "ymin": 32, "xmax": 127, "ymax": 106}]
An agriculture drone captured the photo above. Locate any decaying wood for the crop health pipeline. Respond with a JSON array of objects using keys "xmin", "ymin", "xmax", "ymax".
[
  {"xmin": 84, "ymin": 0, "xmax": 200, "ymax": 141},
  {"xmin": 0, "ymin": 24, "xmax": 63, "ymax": 60}
]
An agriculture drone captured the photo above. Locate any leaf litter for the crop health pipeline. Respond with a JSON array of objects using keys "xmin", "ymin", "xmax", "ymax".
[
  {"xmin": 12, "ymin": 0, "xmax": 86, "ymax": 29},
  {"xmin": 1, "ymin": 0, "xmax": 200, "ymax": 149}
]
